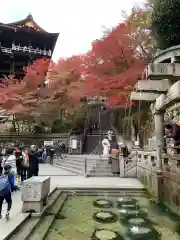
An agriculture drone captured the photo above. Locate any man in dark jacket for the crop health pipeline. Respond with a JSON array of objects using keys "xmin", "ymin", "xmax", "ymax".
[
  {"xmin": 165, "ymin": 123, "xmax": 180, "ymax": 153},
  {"xmin": 49, "ymin": 147, "xmax": 55, "ymax": 165},
  {"xmin": 27, "ymin": 145, "xmax": 39, "ymax": 178},
  {"xmin": 14, "ymin": 147, "xmax": 23, "ymax": 180}
]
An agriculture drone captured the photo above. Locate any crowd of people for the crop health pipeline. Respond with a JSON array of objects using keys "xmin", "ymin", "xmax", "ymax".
[
  {"xmin": 101, "ymin": 129, "xmax": 130, "ymax": 175},
  {"xmin": 0, "ymin": 143, "xmax": 57, "ymax": 220}
]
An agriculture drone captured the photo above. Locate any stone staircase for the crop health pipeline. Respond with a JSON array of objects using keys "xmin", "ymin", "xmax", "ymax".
[
  {"xmin": 88, "ymin": 156, "xmax": 119, "ymax": 177},
  {"xmin": 83, "ymin": 105, "xmax": 115, "ymax": 154},
  {"xmin": 55, "ymin": 155, "xmax": 119, "ymax": 177},
  {"xmin": 55, "ymin": 155, "xmax": 85, "ymax": 175},
  {"xmin": 83, "ymin": 134, "xmax": 100, "ymax": 154}
]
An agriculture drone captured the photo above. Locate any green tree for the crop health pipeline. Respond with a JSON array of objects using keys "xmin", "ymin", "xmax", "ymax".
[{"xmin": 151, "ymin": 0, "xmax": 180, "ymax": 49}]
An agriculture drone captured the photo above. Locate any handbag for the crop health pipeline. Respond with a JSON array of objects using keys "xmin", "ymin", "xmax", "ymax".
[{"xmin": 22, "ymin": 152, "xmax": 29, "ymax": 168}]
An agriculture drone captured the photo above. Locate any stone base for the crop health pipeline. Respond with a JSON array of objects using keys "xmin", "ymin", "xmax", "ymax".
[{"xmin": 22, "ymin": 197, "xmax": 48, "ymax": 213}]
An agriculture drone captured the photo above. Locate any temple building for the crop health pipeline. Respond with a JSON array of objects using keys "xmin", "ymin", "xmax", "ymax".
[{"xmin": 0, "ymin": 14, "xmax": 59, "ymax": 79}]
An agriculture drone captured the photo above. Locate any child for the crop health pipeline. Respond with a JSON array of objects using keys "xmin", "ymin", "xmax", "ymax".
[{"xmin": 0, "ymin": 164, "xmax": 13, "ymax": 219}]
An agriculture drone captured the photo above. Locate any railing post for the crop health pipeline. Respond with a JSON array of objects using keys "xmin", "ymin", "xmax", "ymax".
[
  {"xmin": 119, "ymin": 153, "xmax": 125, "ymax": 177},
  {"xmin": 84, "ymin": 157, "xmax": 87, "ymax": 177}
]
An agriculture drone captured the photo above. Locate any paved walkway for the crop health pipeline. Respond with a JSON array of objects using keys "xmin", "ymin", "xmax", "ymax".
[
  {"xmin": 0, "ymin": 164, "xmax": 143, "ymax": 240},
  {"xmin": 38, "ymin": 163, "xmax": 76, "ymax": 176}
]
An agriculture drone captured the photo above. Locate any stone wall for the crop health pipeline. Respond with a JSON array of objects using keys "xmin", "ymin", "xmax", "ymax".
[
  {"xmin": 0, "ymin": 133, "xmax": 69, "ymax": 147},
  {"xmin": 140, "ymin": 103, "xmax": 180, "ymax": 151},
  {"xmin": 136, "ymin": 151, "xmax": 180, "ymax": 214}
]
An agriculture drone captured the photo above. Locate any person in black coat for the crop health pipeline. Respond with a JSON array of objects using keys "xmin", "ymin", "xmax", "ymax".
[
  {"xmin": 0, "ymin": 153, "xmax": 3, "ymax": 175},
  {"xmin": 27, "ymin": 145, "xmax": 39, "ymax": 178}
]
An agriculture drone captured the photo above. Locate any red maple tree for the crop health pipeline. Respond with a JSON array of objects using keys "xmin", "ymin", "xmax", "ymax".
[
  {"xmin": 0, "ymin": 58, "xmax": 51, "ymax": 116},
  {"xmin": 0, "ymin": 18, "xmax": 148, "ymax": 119},
  {"xmin": 80, "ymin": 22, "xmax": 146, "ymax": 107}
]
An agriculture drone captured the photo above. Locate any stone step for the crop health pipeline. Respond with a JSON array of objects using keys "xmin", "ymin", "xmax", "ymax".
[
  {"xmin": 28, "ymin": 193, "xmax": 68, "ymax": 240},
  {"xmin": 56, "ymin": 161, "xmax": 85, "ymax": 171},
  {"xmin": 7, "ymin": 189, "xmax": 64, "ymax": 240},
  {"xmin": 54, "ymin": 163, "xmax": 84, "ymax": 175},
  {"xmin": 57, "ymin": 158, "xmax": 85, "ymax": 165}
]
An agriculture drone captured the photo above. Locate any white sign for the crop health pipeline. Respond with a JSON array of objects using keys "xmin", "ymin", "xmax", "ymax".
[
  {"xmin": 44, "ymin": 140, "xmax": 53, "ymax": 146},
  {"xmin": 71, "ymin": 139, "xmax": 77, "ymax": 149}
]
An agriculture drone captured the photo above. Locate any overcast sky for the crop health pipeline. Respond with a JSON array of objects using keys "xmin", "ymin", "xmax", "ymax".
[{"xmin": 0, "ymin": 0, "xmax": 144, "ymax": 61}]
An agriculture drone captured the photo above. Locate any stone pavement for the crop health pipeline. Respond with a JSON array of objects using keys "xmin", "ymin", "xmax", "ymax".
[
  {"xmin": 38, "ymin": 163, "xmax": 76, "ymax": 176},
  {"xmin": 0, "ymin": 164, "xmax": 143, "ymax": 240}
]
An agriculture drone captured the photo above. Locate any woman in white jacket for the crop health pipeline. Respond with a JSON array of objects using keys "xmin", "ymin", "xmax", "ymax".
[
  {"xmin": 102, "ymin": 137, "xmax": 110, "ymax": 156},
  {"xmin": 2, "ymin": 150, "xmax": 16, "ymax": 170}
]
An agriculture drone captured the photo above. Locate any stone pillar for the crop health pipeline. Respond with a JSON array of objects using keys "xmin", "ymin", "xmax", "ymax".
[
  {"xmin": 119, "ymin": 153, "xmax": 125, "ymax": 177},
  {"xmin": 153, "ymin": 110, "xmax": 165, "ymax": 169},
  {"xmin": 131, "ymin": 121, "xmax": 136, "ymax": 143}
]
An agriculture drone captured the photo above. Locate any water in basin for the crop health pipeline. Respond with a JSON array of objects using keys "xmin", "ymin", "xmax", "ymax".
[{"xmin": 44, "ymin": 193, "xmax": 179, "ymax": 240}]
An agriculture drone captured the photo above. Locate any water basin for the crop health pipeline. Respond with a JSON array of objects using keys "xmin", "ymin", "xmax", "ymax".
[{"xmin": 44, "ymin": 192, "xmax": 179, "ymax": 240}]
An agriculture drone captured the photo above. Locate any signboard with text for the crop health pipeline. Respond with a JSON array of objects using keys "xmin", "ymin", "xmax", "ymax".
[{"xmin": 44, "ymin": 140, "xmax": 53, "ymax": 146}]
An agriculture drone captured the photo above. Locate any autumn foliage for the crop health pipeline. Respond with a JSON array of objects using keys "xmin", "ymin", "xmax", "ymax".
[
  {"xmin": 0, "ymin": 5, "xmax": 150, "ymax": 119},
  {"xmin": 0, "ymin": 58, "xmax": 51, "ymax": 116},
  {"xmin": 80, "ymin": 22, "xmax": 146, "ymax": 107}
]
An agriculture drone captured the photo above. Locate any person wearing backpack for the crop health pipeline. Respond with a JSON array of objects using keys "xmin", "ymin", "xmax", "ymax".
[{"xmin": 0, "ymin": 164, "xmax": 12, "ymax": 219}]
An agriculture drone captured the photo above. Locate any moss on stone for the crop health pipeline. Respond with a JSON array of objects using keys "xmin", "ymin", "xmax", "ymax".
[
  {"xmin": 91, "ymin": 229, "xmax": 124, "ymax": 240},
  {"xmin": 93, "ymin": 210, "xmax": 117, "ymax": 223},
  {"xmin": 93, "ymin": 199, "xmax": 113, "ymax": 208},
  {"xmin": 126, "ymin": 225, "xmax": 161, "ymax": 239}
]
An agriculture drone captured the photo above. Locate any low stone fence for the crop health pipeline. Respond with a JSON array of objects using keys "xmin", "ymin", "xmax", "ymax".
[
  {"xmin": 134, "ymin": 150, "xmax": 180, "ymax": 213},
  {"xmin": 0, "ymin": 132, "xmax": 69, "ymax": 147},
  {"xmin": 85, "ymin": 155, "xmax": 102, "ymax": 177}
]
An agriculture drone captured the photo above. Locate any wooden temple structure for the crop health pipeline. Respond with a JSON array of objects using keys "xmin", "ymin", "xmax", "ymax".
[{"xmin": 0, "ymin": 14, "xmax": 59, "ymax": 79}]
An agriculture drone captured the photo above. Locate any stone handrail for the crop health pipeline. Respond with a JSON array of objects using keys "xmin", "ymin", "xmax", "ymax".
[
  {"xmin": 135, "ymin": 149, "xmax": 180, "ymax": 171},
  {"xmin": 155, "ymin": 81, "xmax": 180, "ymax": 111}
]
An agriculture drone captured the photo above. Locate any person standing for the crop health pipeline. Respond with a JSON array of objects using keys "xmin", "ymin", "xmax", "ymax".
[
  {"xmin": 21, "ymin": 150, "xmax": 28, "ymax": 181},
  {"xmin": 102, "ymin": 136, "xmax": 110, "ymax": 156},
  {"xmin": 164, "ymin": 123, "xmax": 180, "ymax": 153},
  {"xmin": 0, "ymin": 164, "xmax": 13, "ymax": 219},
  {"xmin": 58, "ymin": 141, "xmax": 64, "ymax": 159},
  {"xmin": 0, "ymin": 153, "xmax": 3, "ymax": 175},
  {"xmin": 49, "ymin": 147, "xmax": 55, "ymax": 165},
  {"xmin": 111, "ymin": 144, "xmax": 120, "ymax": 175},
  {"xmin": 107, "ymin": 129, "xmax": 113, "ymax": 141},
  {"xmin": 14, "ymin": 147, "xmax": 23, "ymax": 183},
  {"xmin": 37, "ymin": 147, "xmax": 43, "ymax": 163},
  {"xmin": 42, "ymin": 148, "xmax": 47, "ymax": 163},
  {"xmin": 27, "ymin": 145, "xmax": 39, "ymax": 178}
]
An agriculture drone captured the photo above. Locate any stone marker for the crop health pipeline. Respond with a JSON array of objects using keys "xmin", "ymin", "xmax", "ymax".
[{"xmin": 21, "ymin": 176, "xmax": 50, "ymax": 213}]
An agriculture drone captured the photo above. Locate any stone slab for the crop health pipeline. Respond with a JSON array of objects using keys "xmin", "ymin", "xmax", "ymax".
[
  {"xmin": 135, "ymin": 79, "xmax": 170, "ymax": 92},
  {"xmin": 22, "ymin": 176, "xmax": 50, "ymax": 202},
  {"xmin": 130, "ymin": 91, "xmax": 160, "ymax": 101},
  {"xmin": 50, "ymin": 176, "xmax": 143, "ymax": 189}
]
